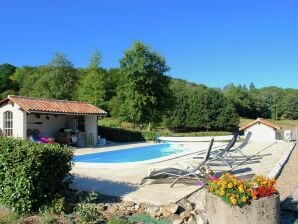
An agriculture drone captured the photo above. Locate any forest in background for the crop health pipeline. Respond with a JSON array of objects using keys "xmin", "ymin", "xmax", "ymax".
[{"xmin": 0, "ymin": 41, "xmax": 297, "ymax": 132}]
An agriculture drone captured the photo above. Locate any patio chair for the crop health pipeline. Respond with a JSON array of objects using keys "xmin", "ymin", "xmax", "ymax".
[
  {"xmin": 205, "ymin": 133, "xmax": 238, "ymax": 168},
  {"xmin": 227, "ymin": 131, "xmax": 252, "ymax": 160},
  {"xmin": 140, "ymin": 138, "xmax": 214, "ymax": 187}
]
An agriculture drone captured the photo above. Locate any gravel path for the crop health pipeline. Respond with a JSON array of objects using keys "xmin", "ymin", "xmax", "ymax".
[{"xmin": 277, "ymin": 142, "xmax": 298, "ymax": 202}]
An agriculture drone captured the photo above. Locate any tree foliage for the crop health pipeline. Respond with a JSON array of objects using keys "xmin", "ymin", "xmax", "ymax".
[
  {"xmin": 77, "ymin": 51, "xmax": 116, "ymax": 110},
  {"xmin": 0, "ymin": 63, "xmax": 17, "ymax": 98},
  {"xmin": 0, "ymin": 42, "xmax": 297, "ymax": 133},
  {"xmin": 117, "ymin": 41, "xmax": 172, "ymax": 126}
]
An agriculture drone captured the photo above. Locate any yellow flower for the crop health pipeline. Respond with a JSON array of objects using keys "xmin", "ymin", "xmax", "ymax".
[
  {"xmin": 227, "ymin": 182, "xmax": 233, "ymax": 188},
  {"xmin": 231, "ymin": 198, "xmax": 237, "ymax": 205},
  {"xmin": 220, "ymin": 190, "xmax": 225, "ymax": 196},
  {"xmin": 238, "ymin": 186, "xmax": 245, "ymax": 193}
]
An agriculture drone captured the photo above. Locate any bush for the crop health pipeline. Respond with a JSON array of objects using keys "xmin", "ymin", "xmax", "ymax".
[
  {"xmin": 75, "ymin": 203, "xmax": 101, "ymax": 222},
  {"xmin": 98, "ymin": 126, "xmax": 157, "ymax": 142},
  {"xmin": 0, "ymin": 137, "xmax": 73, "ymax": 214}
]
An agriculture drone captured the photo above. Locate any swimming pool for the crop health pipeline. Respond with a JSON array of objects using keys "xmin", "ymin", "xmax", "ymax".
[{"xmin": 73, "ymin": 143, "xmax": 186, "ymax": 163}]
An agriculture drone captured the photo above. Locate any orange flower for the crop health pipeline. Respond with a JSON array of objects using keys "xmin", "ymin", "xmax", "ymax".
[{"xmin": 241, "ymin": 197, "xmax": 247, "ymax": 203}]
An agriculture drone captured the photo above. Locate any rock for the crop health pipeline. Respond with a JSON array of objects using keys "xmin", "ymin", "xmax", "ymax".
[
  {"xmin": 173, "ymin": 218, "xmax": 184, "ymax": 224},
  {"xmin": 138, "ymin": 206, "xmax": 145, "ymax": 213},
  {"xmin": 107, "ymin": 205, "xmax": 118, "ymax": 213},
  {"xmin": 180, "ymin": 211, "xmax": 192, "ymax": 220},
  {"xmin": 123, "ymin": 201, "xmax": 135, "ymax": 207},
  {"xmin": 134, "ymin": 204, "xmax": 140, "ymax": 210},
  {"xmin": 160, "ymin": 207, "xmax": 172, "ymax": 218},
  {"xmin": 168, "ymin": 214, "xmax": 180, "ymax": 220},
  {"xmin": 101, "ymin": 211, "xmax": 113, "ymax": 220},
  {"xmin": 145, "ymin": 205, "xmax": 160, "ymax": 217},
  {"xmin": 187, "ymin": 215, "xmax": 197, "ymax": 224},
  {"xmin": 164, "ymin": 202, "xmax": 179, "ymax": 214},
  {"xmin": 187, "ymin": 188, "xmax": 207, "ymax": 210},
  {"xmin": 183, "ymin": 201, "xmax": 193, "ymax": 212},
  {"xmin": 196, "ymin": 213, "xmax": 208, "ymax": 224}
]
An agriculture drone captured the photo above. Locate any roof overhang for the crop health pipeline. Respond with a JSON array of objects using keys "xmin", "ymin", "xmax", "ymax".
[{"xmin": 27, "ymin": 110, "xmax": 107, "ymax": 116}]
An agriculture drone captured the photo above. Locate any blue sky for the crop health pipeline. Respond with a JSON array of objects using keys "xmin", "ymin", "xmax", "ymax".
[{"xmin": 0, "ymin": 0, "xmax": 298, "ymax": 88}]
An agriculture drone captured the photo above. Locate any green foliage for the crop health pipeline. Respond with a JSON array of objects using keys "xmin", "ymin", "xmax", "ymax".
[
  {"xmin": 108, "ymin": 217, "xmax": 132, "ymax": 224},
  {"xmin": 36, "ymin": 52, "xmax": 79, "ymax": 100},
  {"xmin": 15, "ymin": 53, "xmax": 79, "ymax": 100},
  {"xmin": 0, "ymin": 63, "xmax": 17, "ymax": 96},
  {"xmin": 77, "ymin": 51, "xmax": 116, "ymax": 111},
  {"xmin": 117, "ymin": 41, "xmax": 172, "ymax": 125},
  {"xmin": 129, "ymin": 214, "xmax": 172, "ymax": 223},
  {"xmin": 98, "ymin": 126, "xmax": 146, "ymax": 142},
  {"xmin": 75, "ymin": 203, "xmax": 101, "ymax": 223},
  {"xmin": 0, "ymin": 137, "xmax": 73, "ymax": 214},
  {"xmin": 165, "ymin": 80, "xmax": 239, "ymax": 132},
  {"xmin": 40, "ymin": 197, "xmax": 67, "ymax": 214}
]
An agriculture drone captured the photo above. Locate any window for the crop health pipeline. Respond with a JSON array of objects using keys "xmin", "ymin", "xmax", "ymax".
[{"xmin": 3, "ymin": 111, "xmax": 13, "ymax": 136}]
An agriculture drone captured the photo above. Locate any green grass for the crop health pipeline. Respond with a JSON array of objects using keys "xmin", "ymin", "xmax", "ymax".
[{"xmin": 99, "ymin": 117, "xmax": 232, "ymax": 138}]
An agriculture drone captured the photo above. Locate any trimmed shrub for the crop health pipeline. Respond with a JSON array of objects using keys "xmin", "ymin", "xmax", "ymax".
[
  {"xmin": 98, "ymin": 126, "xmax": 160, "ymax": 142},
  {"xmin": 98, "ymin": 126, "xmax": 148, "ymax": 142},
  {"xmin": 0, "ymin": 137, "xmax": 73, "ymax": 214}
]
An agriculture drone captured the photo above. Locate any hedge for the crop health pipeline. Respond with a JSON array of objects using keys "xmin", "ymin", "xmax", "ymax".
[
  {"xmin": 98, "ymin": 126, "xmax": 157, "ymax": 142},
  {"xmin": 0, "ymin": 136, "xmax": 73, "ymax": 214}
]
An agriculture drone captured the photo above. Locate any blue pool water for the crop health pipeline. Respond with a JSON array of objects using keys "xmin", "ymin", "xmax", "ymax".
[{"xmin": 74, "ymin": 143, "xmax": 185, "ymax": 163}]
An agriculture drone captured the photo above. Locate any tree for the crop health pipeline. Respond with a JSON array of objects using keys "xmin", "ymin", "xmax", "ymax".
[
  {"xmin": 223, "ymin": 84, "xmax": 254, "ymax": 118},
  {"xmin": 0, "ymin": 64, "xmax": 17, "ymax": 97},
  {"xmin": 117, "ymin": 41, "xmax": 172, "ymax": 127},
  {"xmin": 30, "ymin": 53, "xmax": 78, "ymax": 100},
  {"xmin": 77, "ymin": 51, "xmax": 115, "ymax": 110},
  {"xmin": 163, "ymin": 79, "xmax": 196, "ymax": 131},
  {"xmin": 249, "ymin": 82, "xmax": 256, "ymax": 91},
  {"xmin": 280, "ymin": 92, "xmax": 298, "ymax": 119}
]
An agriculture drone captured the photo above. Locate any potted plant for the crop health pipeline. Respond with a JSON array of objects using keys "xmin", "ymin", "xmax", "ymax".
[{"xmin": 206, "ymin": 173, "xmax": 280, "ymax": 224}]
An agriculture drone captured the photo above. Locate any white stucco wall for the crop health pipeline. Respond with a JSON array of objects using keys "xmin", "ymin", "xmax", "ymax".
[
  {"xmin": 0, "ymin": 102, "xmax": 27, "ymax": 138},
  {"xmin": 27, "ymin": 114, "xmax": 66, "ymax": 138},
  {"xmin": 84, "ymin": 115, "xmax": 98, "ymax": 146},
  {"xmin": 245, "ymin": 123, "xmax": 277, "ymax": 142}
]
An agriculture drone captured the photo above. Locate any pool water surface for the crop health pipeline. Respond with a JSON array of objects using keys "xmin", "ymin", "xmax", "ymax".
[{"xmin": 74, "ymin": 143, "xmax": 186, "ymax": 163}]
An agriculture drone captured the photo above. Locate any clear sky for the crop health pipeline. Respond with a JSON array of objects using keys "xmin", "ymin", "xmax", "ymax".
[{"xmin": 0, "ymin": 0, "xmax": 298, "ymax": 89}]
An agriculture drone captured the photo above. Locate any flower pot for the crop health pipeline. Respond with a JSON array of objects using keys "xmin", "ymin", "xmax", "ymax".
[{"xmin": 206, "ymin": 192, "xmax": 280, "ymax": 224}]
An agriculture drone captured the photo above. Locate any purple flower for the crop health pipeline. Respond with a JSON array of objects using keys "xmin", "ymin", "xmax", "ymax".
[
  {"xmin": 197, "ymin": 180, "xmax": 205, "ymax": 187},
  {"xmin": 211, "ymin": 176, "xmax": 219, "ymax": 181}
]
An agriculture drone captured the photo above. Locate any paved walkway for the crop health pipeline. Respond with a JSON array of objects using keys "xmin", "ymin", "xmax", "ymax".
[
  {"xmin": 277, "ymin": 143, "xmax": 298, "ymax": 201},
  {"xmin": 71, "ymin": 141, "xmax": 293, "ymax": 205}
]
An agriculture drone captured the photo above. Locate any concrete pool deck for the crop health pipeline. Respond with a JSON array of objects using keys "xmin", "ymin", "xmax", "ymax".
[{"xmin": 71, "ymin": 141, "xmax": 294, "ymax": 205}]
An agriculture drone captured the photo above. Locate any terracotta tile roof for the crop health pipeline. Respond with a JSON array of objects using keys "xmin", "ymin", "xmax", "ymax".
[
  {"xmin": 239, "ymin": 118, "xmax": 281, "ymax": 131},
  {"xmin": 0, "ymin": 95, "xmax": 107, "ymax": 116}
]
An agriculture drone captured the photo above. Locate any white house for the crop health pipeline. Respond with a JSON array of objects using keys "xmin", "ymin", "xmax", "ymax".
[
  {"xmin": 239, "ymin": 118, "xmax": 281, "ymax": 142},
  {"xmin": 0, "ymin": 95, "xmax": 107, "ymax": 146}
]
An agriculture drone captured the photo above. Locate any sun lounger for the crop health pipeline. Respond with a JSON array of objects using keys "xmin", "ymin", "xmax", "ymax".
[
  {"xmin": 205, "ymin": 134, "xmax": 238, "ymax": 168},
  {"xmin": 227, "ymin": 131, "xmax": 252, "ymax": 160},
  {"xmin": 141, "ymin": 138, "xmax": 214, "ymax": 187}
]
